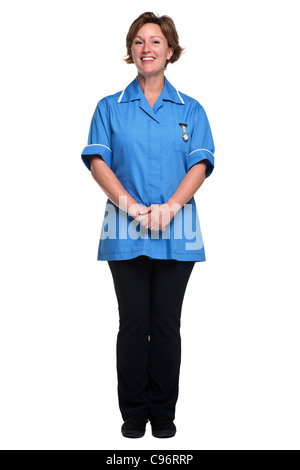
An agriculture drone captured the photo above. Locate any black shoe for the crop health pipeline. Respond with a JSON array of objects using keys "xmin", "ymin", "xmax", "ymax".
[
  {"xmin": 121, "ymin": 416, "xmax": 148, "ymax": 439},
  {"xmin": 150, "ymin": 416, "xmax": 177, "ymax": 438}
]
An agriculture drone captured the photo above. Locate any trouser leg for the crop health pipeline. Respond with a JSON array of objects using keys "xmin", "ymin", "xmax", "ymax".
[
  {"xmin": 107, "ymin": 256, "xmax": 151, "ymax": 420},
  {"xmin": 148, "ymin": 259, "xmax": 195, "ymax": 420}
]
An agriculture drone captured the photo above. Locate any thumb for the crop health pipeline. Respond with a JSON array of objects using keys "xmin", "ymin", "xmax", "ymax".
[{"xmin": 139, "ymin": 206, "xmax": 151, "ymax": 215}]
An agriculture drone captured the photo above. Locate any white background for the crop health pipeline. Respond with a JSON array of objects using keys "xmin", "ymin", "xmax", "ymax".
[{"xmin": 0, "ymin": 0, "xmax": 299, "ymax": 450}]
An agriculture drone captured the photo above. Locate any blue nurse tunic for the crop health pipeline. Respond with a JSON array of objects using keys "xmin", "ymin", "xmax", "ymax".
[{"xmin": 81, "ymin": 76, "xmax": 215, "ymax": 262}]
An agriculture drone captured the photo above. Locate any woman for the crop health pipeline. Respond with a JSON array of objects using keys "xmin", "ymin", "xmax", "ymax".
[{"xmin": 81, "ymin": 12, "xmax": 215, "ymax": 439}]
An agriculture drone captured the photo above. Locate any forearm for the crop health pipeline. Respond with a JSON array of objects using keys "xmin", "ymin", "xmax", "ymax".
[
  {"xmin": 90, "ymin": 156, "xmax": 137, "ymax": 213},
  {"xmin": 167, "ymin": 161, "xmax": 207, "ymax": 213}
]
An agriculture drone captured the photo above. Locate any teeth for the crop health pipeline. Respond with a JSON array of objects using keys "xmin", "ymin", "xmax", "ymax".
[{"xmin": 142, "ymin": 58, "xmax": 155, "ymax": 61}]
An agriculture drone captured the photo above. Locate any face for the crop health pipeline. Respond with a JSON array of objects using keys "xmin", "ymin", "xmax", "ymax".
[{"xmin": 131, "ymin": 23, "xmax": 174, "ymax": 77}]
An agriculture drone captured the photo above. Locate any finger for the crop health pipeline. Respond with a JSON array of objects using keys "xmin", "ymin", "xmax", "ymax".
[
  {"xmin": 146, "ymin": 214, "xmax": 152, "ymax": 228},
  {"xmin": 159, "ymin": 211, "xmax": 163, "ymax": 230}
]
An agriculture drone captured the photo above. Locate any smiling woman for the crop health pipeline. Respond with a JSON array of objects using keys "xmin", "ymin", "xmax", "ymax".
[
  {"xmin": 81, "ymin": 11, "xmax": 215, "ymax": 440},
  {"xmin": 130, "ymin": 24, "xmax": 174, "ymax": 85},
  {"xmin": 124, "ymin": 11, "xmax": 184, "ymax": 69}
]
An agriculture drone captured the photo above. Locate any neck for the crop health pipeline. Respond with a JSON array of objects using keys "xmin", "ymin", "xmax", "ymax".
[{"xmin": 137, "ymin": 72, "xmax": 165, "ymax": 97}]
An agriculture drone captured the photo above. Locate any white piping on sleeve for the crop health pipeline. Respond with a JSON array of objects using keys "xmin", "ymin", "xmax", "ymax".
[
  {"xmin": 86, "ymin": 144, "xmax": 112, "ymax": 153},
  {"xmin": 188, "ymin": 148, "xmax": 214, "ymax": 158},
  {"xmin": 117, "ymin": 90, "xmax": 125, "ymax": 103},
  {"xmin": 176, "ymin": 90, "xmax": 185, "ymax": 104}
]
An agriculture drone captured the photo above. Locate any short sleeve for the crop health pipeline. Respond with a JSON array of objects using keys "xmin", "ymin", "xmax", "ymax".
[
  {"xmin": 81, "ymin": 98, "xmax": 113, "ymax": 171},
  {"xmin": 187, "ymin": 103, "xmax": 215, "ymax": 178}
]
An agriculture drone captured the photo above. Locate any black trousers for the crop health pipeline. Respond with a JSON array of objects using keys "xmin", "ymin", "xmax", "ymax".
[{"xmin": 107, "ymin": 255, "xmax": 195, "ymax": 421}]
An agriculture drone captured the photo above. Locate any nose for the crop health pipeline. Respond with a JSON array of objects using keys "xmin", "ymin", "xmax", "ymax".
[{"xmin": 142, "ymin": 41, "xmax": 151, "ymax": 54}]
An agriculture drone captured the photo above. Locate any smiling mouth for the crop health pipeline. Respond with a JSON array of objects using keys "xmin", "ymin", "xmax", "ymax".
[{"xmin": 141, "ymin": 57, "xmax": 155, "ymax": 62}]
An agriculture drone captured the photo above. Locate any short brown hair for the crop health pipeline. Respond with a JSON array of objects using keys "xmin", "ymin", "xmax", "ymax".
[{"xmin": 124, "ymin": 12, "xmax": 184, "ymax": 68}]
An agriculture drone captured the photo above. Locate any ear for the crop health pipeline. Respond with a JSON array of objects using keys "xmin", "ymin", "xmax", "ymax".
[{"xmin": 167, "ymin": 47, "xmax": 174, "ymax": 60}]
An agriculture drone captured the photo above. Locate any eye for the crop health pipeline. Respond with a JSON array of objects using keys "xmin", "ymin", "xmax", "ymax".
[
  {"xmin": 134, "ymin": 40, "xmax": 143, "ymax": 45},
  {"xmin": 153, "ymin": 41, "xmax": 160, "ymax": 44}
]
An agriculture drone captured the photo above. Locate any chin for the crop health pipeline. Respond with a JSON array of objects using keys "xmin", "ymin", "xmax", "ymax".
[{"xmin": 139, "ymin": 67, "xmax": 163, "ymax": 77}]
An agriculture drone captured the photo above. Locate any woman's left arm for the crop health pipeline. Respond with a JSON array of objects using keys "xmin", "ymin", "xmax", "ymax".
[
  {"xmin": 167, "ymin": 160, "xmax": 207, "ymax": 212},
  {"xmin": 145, "ymin": 161, "xmax": 207, "ymax": 231}
]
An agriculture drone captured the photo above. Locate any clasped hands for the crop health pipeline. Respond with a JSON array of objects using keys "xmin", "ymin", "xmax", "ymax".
[{"xmin": 128, "ymin": 202, "xmax": 177, "ymax": 232}]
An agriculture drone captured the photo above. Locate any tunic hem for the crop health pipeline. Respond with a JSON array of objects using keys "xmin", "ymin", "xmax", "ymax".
[{"xmin": 97, "ymin": 249, "xmax": 206, "ymax": 262}]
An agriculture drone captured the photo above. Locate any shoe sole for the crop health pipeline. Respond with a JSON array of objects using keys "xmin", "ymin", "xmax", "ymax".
[
  {"xmin": 152, "ymin": 430, "xmax": 176, "ymax": 439},
  {"xmin": 121, "ymin": 430, "xmax": 145, "ymax": 439}
]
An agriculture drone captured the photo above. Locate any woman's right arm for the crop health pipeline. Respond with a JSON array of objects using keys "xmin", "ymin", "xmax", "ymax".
[{"xmin": 90, "ymin": 156, "xmax": 150, "ymax": 219}]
